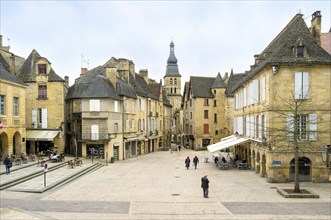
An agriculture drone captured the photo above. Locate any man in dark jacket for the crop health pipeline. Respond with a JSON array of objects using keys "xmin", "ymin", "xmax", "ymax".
[
  {"xmin": 185, "ymin": 156, "xmax": 190, "ymax": 170},
  {"xmin": 201, "ymin": 174, "xmax": 209, "ymax": 198},
  {"xmin": 4, "ymin": 156, "xmax": 12, "ymax": 175},
  {"xmin": 193, "ymin": 156, "xmax": 199, "ymax": 169}
]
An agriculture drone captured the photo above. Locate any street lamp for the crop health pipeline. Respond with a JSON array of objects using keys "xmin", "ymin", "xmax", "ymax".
[{"xmin": 321, "ymin": 144, "xmax": 331, "ymax": 167}]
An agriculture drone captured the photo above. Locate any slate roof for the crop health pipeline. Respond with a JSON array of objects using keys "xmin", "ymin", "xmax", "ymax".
[
  {"xmin": 165, "ymin": 41, "xmax": 181, "ymax": 77},
  {"xmin": 190, "ymin": 76, "xmax": 216, "ymax": 98},
  {"xmin": 117, "ymin": 77, "xmax": 137, "ymax": 99},
  {"xmin": 65, "ymin": 65, "xmax": 121, "ymax": 100},
  {"xmin": 231, "ymin": 13, "xmax": 331, "ymax": 93},
  {"xmin": 211, "ymin": 72, "xmax": 226, "ymax": 88},
  {"xmin": 0, "ymin": 63, "xmax": 26, "ymax": 86},
  {"xmin": 225, "ymin": 72, "xmax": 246, "ymax": 97},
  {"xmin": 131, "ymin": 73, "xmax": 147, "ymax": 97},
  {"xmin": 0, "ymin": 49, "xmax": 25, "ymax": 74},
  {"xmin": 16, "ymin": 49, "xmax": 64, "ymax": 83}
]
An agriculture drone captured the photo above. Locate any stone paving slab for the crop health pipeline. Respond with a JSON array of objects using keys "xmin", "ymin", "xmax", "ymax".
[{"xmin": 1, "ymin": 148, "xmax": 330, "ymax": 220}]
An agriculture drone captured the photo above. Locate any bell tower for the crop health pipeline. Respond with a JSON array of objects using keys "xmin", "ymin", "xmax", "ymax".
[{"xmin": 163, "ymin": 41, "xmax": 182, "ymax": 113}]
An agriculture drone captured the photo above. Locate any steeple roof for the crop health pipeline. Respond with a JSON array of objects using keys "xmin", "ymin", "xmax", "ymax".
[
  {"xmin": 211, "ymin": 72, "xmax": 226, "ymax": 88},
  {"xmin": 165, "ymin": 41, "xmax": 181, "ymax": 77}
]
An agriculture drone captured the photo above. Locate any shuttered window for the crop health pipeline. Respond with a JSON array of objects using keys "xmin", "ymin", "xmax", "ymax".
[{"xmin": 295, "ymin": 72, "xmax": 309, "ymax": 99}]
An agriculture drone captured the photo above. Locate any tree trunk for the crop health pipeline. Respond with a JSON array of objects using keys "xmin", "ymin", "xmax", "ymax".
[{"xmin": 293, "ymin": 105, "xmax": 300, "ymax": 193}]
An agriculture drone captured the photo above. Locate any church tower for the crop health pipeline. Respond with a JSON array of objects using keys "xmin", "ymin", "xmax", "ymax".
[{"xmin": 163, "ymin": 41, "xmax": 182, "ymax": 113}]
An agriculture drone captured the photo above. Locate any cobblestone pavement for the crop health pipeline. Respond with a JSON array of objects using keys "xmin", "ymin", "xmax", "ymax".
[{"xmin": 1, "ymin": 147, "xmax": 330, "ymax": 220}]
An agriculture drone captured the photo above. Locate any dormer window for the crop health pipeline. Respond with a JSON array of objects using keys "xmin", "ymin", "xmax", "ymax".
[
  {"xmin": 38, "ymin": 64, "xmax": 47, "ymax": 75},
  {"xmin": 297, "ymin": 46, "xmax": 305, "ymax": 57}
]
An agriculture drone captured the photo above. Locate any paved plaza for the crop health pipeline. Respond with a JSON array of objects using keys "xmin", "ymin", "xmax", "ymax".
[{"xmin": 0, "ymin": 147, "xmax": 330, "ymax": 220}]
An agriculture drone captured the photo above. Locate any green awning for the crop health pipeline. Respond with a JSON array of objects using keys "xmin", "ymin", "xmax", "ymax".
[{"xmin": 26, "ymin": 130, "xmax": 60, "ymax": 141}]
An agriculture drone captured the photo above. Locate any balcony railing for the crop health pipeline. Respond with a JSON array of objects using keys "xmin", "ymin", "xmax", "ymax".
[{"xmin": 82, "ymin": 132, "xmax": 109, "ymax": 141}]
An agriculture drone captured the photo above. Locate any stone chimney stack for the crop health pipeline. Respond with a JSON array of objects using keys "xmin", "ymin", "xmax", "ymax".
[
  {"xmin": 80, "ymin": 67, "xmax": 88, "ymax": 76},
  {"xmin": 311, "ymin": 11, "xmax": 321, "ymax": 45},
  {"xmin": 254, "ymin": 54, "xmax": 260, "ymax": 65},
  {"xmin": 106, "ymin": 66, "xmax": 117, "ymax": 87},
  {"xmin": 64, "ymin": 76, "xmax": 69, "ymax": 88},
  {"xmin": 9, "ymin": 55, "xmax": 15, "ymax": 75},
  {"xmin": 139, "ymin": 69, "xmax": 148, "ymax": 83}
]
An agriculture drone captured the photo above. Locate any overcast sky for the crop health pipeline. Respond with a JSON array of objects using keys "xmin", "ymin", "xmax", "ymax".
[{"xmin": 1, "ymin": 1, "xmax": 330, "ymax": 88}]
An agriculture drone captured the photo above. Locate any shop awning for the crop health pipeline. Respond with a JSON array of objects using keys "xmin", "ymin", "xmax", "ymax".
[
  {"xmin": 207, "ymin": 135, "xmax": 250, "ymax": 153},
  {"xmin": 26, "ymin": 130, "xmax": 60, "ymax": 141}
]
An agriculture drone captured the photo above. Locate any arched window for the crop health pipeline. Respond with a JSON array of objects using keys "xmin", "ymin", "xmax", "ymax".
[
  {"xmin": 170, "ymin": 78, "xmax": 173, "ymax": 85},
  {"xmin": 174, "ymin": 78, "xmax": 177, "ymax": 85}
]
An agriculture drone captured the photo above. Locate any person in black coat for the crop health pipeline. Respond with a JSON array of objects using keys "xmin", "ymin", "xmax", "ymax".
[
  {"xmin": 201, "ymin": 174, "xmax": 209, "ymax": 198},
  {"xmin": 3, "ymin": 156, "xmax": 12, "ymax": 175},
  {"xmin": 193, "ymin": 156, "xmax": 199, "ymax": 169},
  {"xmin": 185, "ymin": 156, "xmax": 190, "ymax": 170}
]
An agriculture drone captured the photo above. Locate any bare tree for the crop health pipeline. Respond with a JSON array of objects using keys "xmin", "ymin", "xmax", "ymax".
[{"xmin": 263, "ymin": 91, "xmax": 330, "ymax": 192}]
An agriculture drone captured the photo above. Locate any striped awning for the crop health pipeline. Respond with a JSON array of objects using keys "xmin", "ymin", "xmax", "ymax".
[{"xmin": 26, "ymin": 130, "xmax": 60, "ymax": 141}]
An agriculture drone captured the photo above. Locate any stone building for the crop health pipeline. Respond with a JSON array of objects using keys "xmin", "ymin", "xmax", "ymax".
[
  {"xmin": 0, "ymin": 63, "xmax": 27, "ymax": 158},
  {"xmin": 229, "ymin": 11, "xmax": 331, "ymax": 182},
  {"xmin": 182, "ymin": 73, "xmax": 227, "ymax": 150},
  {"xmin": 16, "ymin": 49, "xmax": 68, "ymax": 154},
  {"xmin": 65, "ymin": 57, "xmax": 172, "ymax": 161}
]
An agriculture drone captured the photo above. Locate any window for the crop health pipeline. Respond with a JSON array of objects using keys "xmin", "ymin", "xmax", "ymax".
[
  {"xmin": 213, "ymin": 90, "xmax": 216, "ymax": 95},
  {"xmin": 203, "ymin": 124, "xmax": 209, "ymax": 134},
  {"xmin": 190, "ymin": 112, "xmax": 192, "ymax": 119},
  {"xmin": 214, "ymin": 114, "xmax": 217, "ymax": 123},
  {"xmin": 91, "ymin": 125, "xmax": 99, "ymax": 140},
  {"xmin": 126, "ymin": 100, "xmax": 129, "ymax": 113},
  {"xmin": 138, "ymin": 119, "xmax": 141, "ymax": 131},
  {"xmin": 170, "ymin": 78, "xmax": 173, "ymax": 85},
  {"xmin": 32, "ymin": 108, "xmax": 48, "ymax": 128},
  {"xmin": 190, "ymin": 99, "xmax": 192, "ymax": 107},
  {"xmin": 204, "ymin": 99, "xmax": 209, "ymax": 106},
  {"xmin": 131, "ymin": 119, "xmax": 135, "ymax": 131},
  {"xmin": 204, "ymin": 110, "xmax": 208, "ymax": 119},
  {"xmin": 215, "ymin": 130, "xmax": 218, "ymax": 135},
  {"xmin": 114, "ymin": 100, "xmax": 118, "ymax": 112},
  {"xmin": 38, "ymin": 85, "xmax": 47, "ymax": 99},
  {"xmin": 89, "ymin": 100, "xmax": 100, "ymax": 112},
  {"xmin": 174, "ymin": 78, "xmax": 177, "ymax": 85},
  {"xmin": 297, "ymin": 46, "xmax": 305, "ymax": 57},
  {"xmin": 13, "ymin": 97, "xmax": 19, "ymax": 116},
  {"xmin": 287, "ymin": 114, "xmax": 317, "ymax": 141},
  {"xmin": 114, "ymin": 123, "xmax": 118, "ymax": 133},
  {"xmin": 214, "ymin": 100, "xmax": 217, "ymax": 107},
  {"xmin": 261, "ymin": 77, "xmax": 266, "ymax": 102},
  {"xmin": 295, "ymin": 72, "xmax": 309, "ymax": 99},
  {"xmin": 38, "ymin": 64, "xmax": 47, "ymax": 75},
  {"xmin": 0, "ymin": 95, "xmax": 5, "ymax": 115},
  {"xmin": 297, "ymin": 115, "xmax": 308, "ymax": 140},
  {"xmin": 126, "ymin": 120, "xmax": 129, "ymax": 132},
  {"xmin": 132, "ymin": 100, "xmax": 135, "ymax": 112}
]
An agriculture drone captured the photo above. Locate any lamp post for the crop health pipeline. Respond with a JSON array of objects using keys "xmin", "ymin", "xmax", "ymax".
[{"xmin": 321, "ymin": 145, "xmax": 331, "ymax": 167}]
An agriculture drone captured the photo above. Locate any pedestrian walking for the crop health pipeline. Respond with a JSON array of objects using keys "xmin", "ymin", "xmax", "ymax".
[
  {"xmin": 193, "ymin": 156, "xmax": 199, "ymax": 169},
  {"xmin": 201, "ymin": 174, "xmax": 209, "ymax": 198},
  {"xmin": 178, "ymin": 145, "xmax": 181, "ymax": 151},
  {"xmin": 3, "ymin": 155, "xmax": 12, "ymax": 175},
  {"xmin": 185, "ymin": 156, "xmax": 190, "ymax": 170}
]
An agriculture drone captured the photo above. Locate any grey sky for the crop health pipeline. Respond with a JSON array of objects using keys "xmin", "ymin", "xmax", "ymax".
[{"xmin": 1, "ymin": 1, "xmax": 330, "ymax": 87}]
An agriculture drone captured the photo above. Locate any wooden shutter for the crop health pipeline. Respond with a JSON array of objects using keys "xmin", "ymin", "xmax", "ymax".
[
  {"xmin": 91, "ymin": 125, "xmax": 99, "ymax": 140},
  {"xmin": 204, "ymin": 124, "xmax": 209, "ymax": 134},
  {"xmin": 302, "ymin": 72, "xmax": 309, "ymax": 99},
  {"xmin": 42, "ymin": 108, "xmax": 47, "ymax": 128},
  {"xmin": 32, "ymin": 109, "xmax": 37, "ymax": 127},
  {"xmin": 114, "ymin": 101, "xmax": 118, "ymax": 112}
]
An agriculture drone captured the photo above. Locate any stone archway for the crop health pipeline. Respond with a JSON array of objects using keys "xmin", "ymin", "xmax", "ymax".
[
  {"xmin": 289, "ymin": 157, "xmax": 312, "ymax": 182},
  {"xmin": 0, "ymin": 132, "xmax": 9, "ymax": 159},
  {"xmin": 255, "ymin": 152, "xmax": 261, "ymax": 174},
  {"xmin": 13, "ymin": 132, "xmax": 22, "ymax": 155}
]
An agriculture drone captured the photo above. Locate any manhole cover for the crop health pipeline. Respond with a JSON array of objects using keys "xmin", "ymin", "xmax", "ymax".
[
  {"xmin": 172, "ymin": 193, "xmax": 180, "ymax": 196},
  {"xmin": 174, "ymin": 176, "xmax": 180, "ymax": 178}
]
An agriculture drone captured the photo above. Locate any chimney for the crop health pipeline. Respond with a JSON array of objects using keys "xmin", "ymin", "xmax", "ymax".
[
  {"xmin": 64, "ymin": 76, "xmax": 69, "ymax": 88},
  {"xmin": 311, "ymin": 11, "xmax": 321, "ymax": 45},
  {"xmin": 80, "ymin": 67, "xmax": 88, "ymax": 76},
  {"xmin": 9, "ymin": 54, "xmax": 15, "ymax": 75},
  {"xmin": 254, "ymin": 54, "xmax": 260, "ymax": 65},
  {"xmin": 139, "ymin": 69, "xmax": 148, "ymax": 83},
  {"xmin": 106, "ymin": 66, "xmax": 117, "ymax": 87}
]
